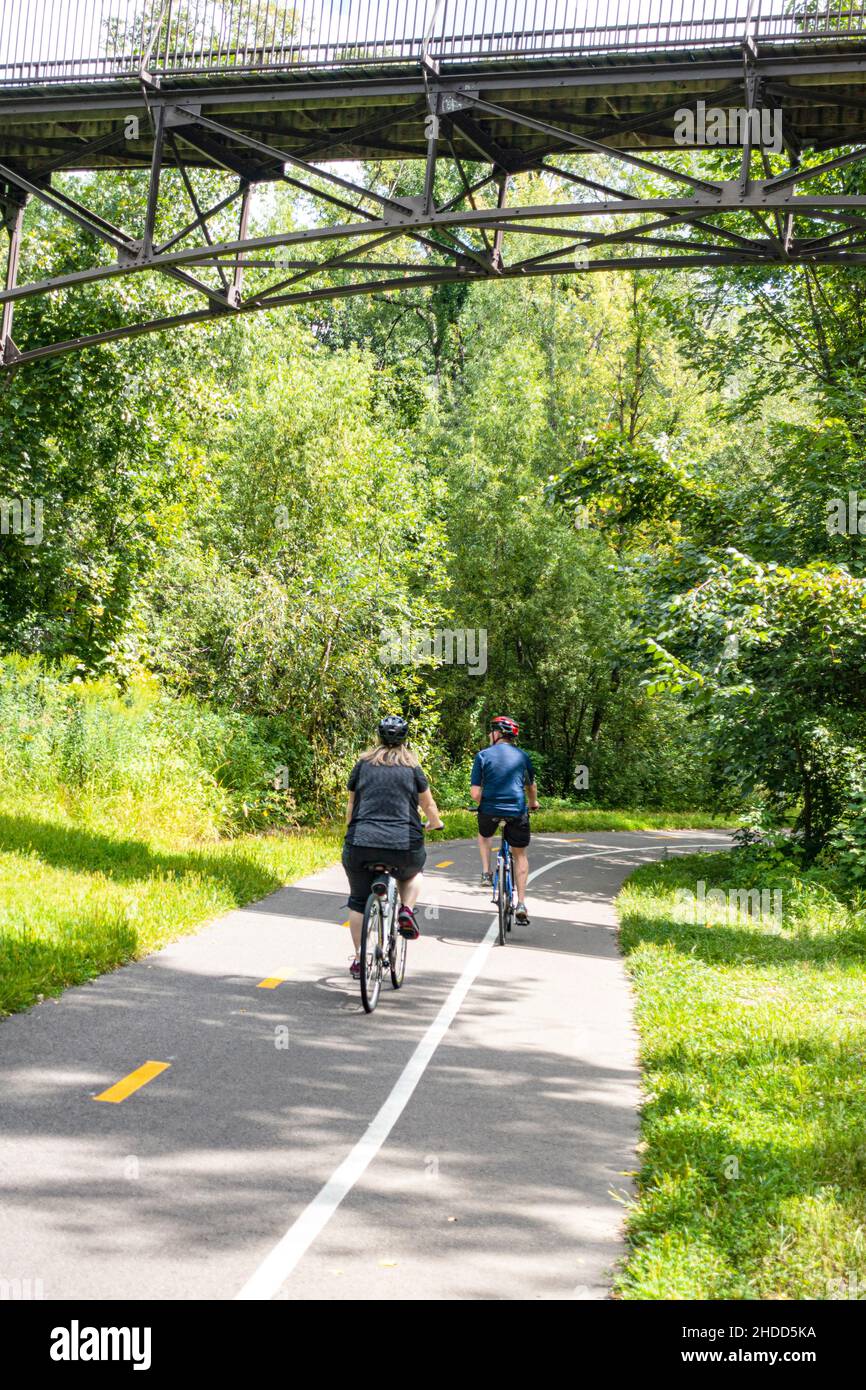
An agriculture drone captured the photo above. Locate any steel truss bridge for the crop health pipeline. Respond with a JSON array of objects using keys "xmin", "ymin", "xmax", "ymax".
[{"xmin": 4, "ymin": 1, "xmax": 866, "ymax": 367}]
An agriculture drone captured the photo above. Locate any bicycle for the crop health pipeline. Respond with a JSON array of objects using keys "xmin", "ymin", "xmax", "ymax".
[
  {"xmin": 469, "ymin": 808, "xmax": 516, "ymax": 946},
  {"xmin": 492, "ymin": 827, "xmax": 516, "ymax": 946},
  {"xmin": 358, "ymin": 862, "xmax": 408, "ymax": 1013}
]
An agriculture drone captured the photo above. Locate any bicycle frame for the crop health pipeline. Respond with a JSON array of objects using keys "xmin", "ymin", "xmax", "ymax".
[
  {"xmin": 492, "ymin": 836, "xmax": 511, "ymax": 901},
  {"xmin": 372, "ymin": 871, "xmax": 398, "ymax": 944},
  {"xmin": 359, "ymin": 866, "xmax": 407, "ymax": 1012},
  {"xmin": 491, "ymin": 831, "xmax": 516, "ymax": 945}
]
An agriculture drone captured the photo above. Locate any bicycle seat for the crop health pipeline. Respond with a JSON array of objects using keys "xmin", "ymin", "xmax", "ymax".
[{"xmin": 364, "ymin": 863, "xmax": 400, "ymax": 896}]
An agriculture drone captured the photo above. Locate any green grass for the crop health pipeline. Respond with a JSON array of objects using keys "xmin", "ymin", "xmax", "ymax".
[
  {"xmin": 0, "ymin": 789, "xmax": 342, "ymax": 1017},
  {"xmin": 0, "ymin": 792, "xmax": 731, "ymax": 1019},
  {"xmin": 615, "ymin": 851, "xmax": 866, "ymax": 1300}
]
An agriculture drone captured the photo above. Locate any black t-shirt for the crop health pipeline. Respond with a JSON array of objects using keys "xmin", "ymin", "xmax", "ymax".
[{"xmin": 344, "ymin": 758, "xmax": 430, "ymax": 850}]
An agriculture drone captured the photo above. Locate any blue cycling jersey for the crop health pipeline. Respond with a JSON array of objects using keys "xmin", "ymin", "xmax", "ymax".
[{"xmin": 471, "ymin": 742, "xmax": 535, "ymax": 816}]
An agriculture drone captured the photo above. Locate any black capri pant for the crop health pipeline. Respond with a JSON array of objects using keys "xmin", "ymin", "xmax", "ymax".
[{"xmin": 342, "ymin": 843, "xmax": 426, "ymax": 913}]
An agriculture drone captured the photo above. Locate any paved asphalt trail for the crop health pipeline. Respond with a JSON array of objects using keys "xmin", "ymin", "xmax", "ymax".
[{"xmin": 0, "ymin": 829, "xmax": 731, "ymax": 1301}]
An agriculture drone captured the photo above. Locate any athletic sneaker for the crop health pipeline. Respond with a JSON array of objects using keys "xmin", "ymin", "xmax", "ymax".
[
  {"xmin": 481, "ymin": 872, "xmax": 493, "ymax": 888},
  {"xmin": 515, "ymin": 902, "xmax": 529, "ymax": 924},
  {"xmin": 349, "ymin": 956, "xmax": 361, "ymax": 979},
  {"xmin": 397, "ymin": 906, "xmax": 420, "ymax": 940}
]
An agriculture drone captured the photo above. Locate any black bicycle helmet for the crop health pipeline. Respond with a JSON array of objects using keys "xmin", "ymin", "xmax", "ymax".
[{"xmin": 378, "ymin": 715, "xmax": 409, "ymax": 746}]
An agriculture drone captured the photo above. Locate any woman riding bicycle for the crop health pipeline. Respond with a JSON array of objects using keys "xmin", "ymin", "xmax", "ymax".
[{"xmin": 343, "ymin": 715, "xmax": 444, "ymax": 979}]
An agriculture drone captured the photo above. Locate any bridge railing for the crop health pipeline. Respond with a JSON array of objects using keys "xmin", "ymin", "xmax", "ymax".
[{"xmin": 2, "ymin": 2, "xmax": 866, "ymax": 87}]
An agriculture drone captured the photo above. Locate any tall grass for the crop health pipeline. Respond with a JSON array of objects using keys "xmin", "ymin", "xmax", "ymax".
[{"xmin": 0, "ymin": 654, "xmax": 296, "ymax": 838}]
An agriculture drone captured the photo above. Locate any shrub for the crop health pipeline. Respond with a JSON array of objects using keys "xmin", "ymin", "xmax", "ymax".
[{"xmin": 0, "ymin": 655, "xmax": 303, "ymax": 836}]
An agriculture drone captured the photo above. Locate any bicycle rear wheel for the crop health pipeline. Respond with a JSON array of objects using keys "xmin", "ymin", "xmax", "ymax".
[
  {"xmin": 360, "ymin": 896, "xmax": 384, "ymax": 1012},
  {"xmin": 497, "ymin": 856, "xmax": 508, "ymax": 946}
]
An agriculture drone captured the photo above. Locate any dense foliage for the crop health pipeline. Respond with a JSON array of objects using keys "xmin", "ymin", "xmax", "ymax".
[{"xmin": 2, "ymin": 155, "xmax": 864, "ymax": 847}]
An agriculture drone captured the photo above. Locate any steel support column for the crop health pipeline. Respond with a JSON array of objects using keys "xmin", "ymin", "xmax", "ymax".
[
  {"xmin": 231, "ymin": 183, "xmax": 252, "ymax": 306},
  {"xmin": 1, "ymin": 190, "xmax": 25, "ymax": 365}
]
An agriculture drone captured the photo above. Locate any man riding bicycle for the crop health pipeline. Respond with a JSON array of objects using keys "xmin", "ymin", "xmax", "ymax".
[
  {"xmin": 343, "ymin": 715, "xmax": 444, "ymax": 979},
  {"xmin": 471, "ymin": 715, "xmax": 539, "ymax": 925}
]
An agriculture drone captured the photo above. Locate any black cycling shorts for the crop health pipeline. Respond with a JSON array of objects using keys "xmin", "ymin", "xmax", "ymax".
[
  {"xmin": 477, "ymin": 812, "xmax": 531, "ymax": 849},
  {"xmin": 342, "ymin": 843, "xmax": 426, "ymax": 913}
]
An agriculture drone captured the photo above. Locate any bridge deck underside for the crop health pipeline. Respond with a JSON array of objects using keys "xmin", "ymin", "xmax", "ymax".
[
  {"xmin": 4, "ymin": 41, "xmax": 866, "ymax": 368},
  {"xmin": 3, "ymin": 45, "xmax": 866, "ymax": 168}
]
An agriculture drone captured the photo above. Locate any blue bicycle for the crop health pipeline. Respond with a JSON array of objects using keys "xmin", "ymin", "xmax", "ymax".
[
  {"xmin": 471, "ymin": 808, "xmax": 525, "ymax": 945},
  {"xmin": 492, "ymin": 827, "xmax": 516, "ymax": 946}
]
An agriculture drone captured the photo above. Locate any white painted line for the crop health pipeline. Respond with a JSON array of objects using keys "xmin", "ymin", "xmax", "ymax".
[
  {"xmin": 563, "ymin": 841, "xmax": 726, "ymax": 857},
  {"xmin": 236, "ymin": 924, "xmax": 495, "ymax": 1300},
  {"xmin": 235, "ymin": 838, "xmax": 730, "ymax": 1300}
]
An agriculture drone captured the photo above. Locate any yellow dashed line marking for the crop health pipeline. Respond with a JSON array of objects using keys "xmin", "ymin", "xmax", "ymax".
[
  {"xmin": 435, "ymin": 860, "xmax": 454, "ymax": 868},
  {"xmin": 257, "ymin": 966, "xmax": 296, "ymax": 989},
  {"xmin": 93, "ymin": 1061, "xmax": 170, "ymax": 1104}
]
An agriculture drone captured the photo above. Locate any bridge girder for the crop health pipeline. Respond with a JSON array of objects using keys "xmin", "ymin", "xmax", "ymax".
[{"xmin": 4, "ymin": 53, "xmax": 866, "ymax": 369}]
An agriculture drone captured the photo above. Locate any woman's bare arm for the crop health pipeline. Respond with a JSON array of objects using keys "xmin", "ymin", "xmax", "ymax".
[{"xmin": 419, "ymin": 787, "xmax": 445, "ymax": 831}]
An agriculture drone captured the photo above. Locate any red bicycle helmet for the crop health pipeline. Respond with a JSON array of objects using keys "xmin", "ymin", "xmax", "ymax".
[{"xmin": 491, "ymin": 715, "xmax": 520, "ymax": 738}]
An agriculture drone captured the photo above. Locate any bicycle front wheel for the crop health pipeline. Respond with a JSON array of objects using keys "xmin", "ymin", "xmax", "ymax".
[
  {"xmin": 360, "ymin": 896, "xmax": 384, "ymax": 1012},
  {"xmin": 389, "ymin": 928, "xmax": 407, "ymax": 989}
]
